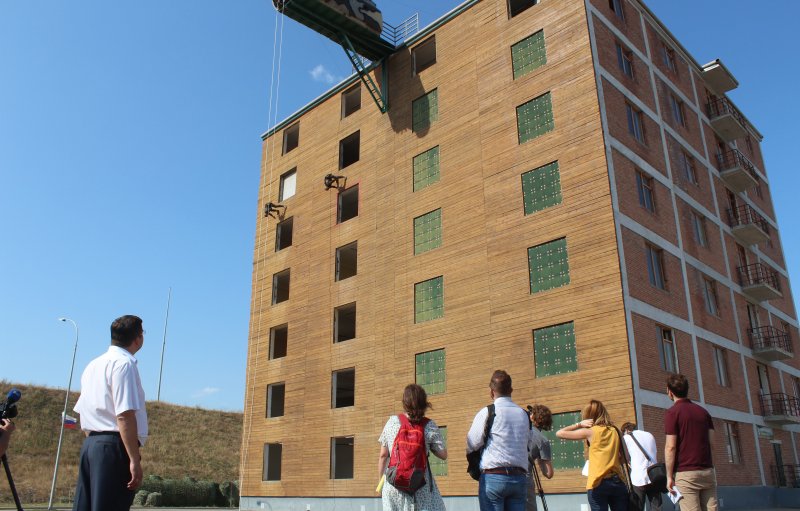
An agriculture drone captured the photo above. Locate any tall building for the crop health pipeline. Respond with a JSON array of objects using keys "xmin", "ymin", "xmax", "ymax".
[{"xmin": 240, "ymin": 0, "xmax": 800, "ymax": 509}]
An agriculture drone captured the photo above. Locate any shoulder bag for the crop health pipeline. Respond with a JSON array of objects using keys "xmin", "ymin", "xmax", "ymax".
[
  {"xmin": 466, "ymin": 404, "xmax": 495, "ymax": 481},
  {"xmin": 626, "ymin": 430, "xmax": 668, "ymax": 493}
]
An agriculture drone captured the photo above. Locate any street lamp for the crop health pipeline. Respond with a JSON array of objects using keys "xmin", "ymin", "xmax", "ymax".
[{"xmin": 48, "ymin": 317, "xmax": 79, "ymax": 510}]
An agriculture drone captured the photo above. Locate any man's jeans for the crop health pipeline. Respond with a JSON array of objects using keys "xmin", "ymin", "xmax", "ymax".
[
  {"xmin": 674, "ymin": 468, "xmax": 718, "ymax": 511},
  {"xmin": 479, "ymin": 473, "xmax": 528, "ymax": 511}
]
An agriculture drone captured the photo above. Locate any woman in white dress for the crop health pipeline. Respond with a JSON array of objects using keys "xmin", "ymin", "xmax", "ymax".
[{"xmin": 378, "ymin": 384, "xmax": 447, "ymax": 511}]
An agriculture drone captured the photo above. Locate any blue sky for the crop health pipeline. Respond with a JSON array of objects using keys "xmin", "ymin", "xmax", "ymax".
[{"xmin": 1, "ymin": 1, "xmax": 798, "ymax": 412}]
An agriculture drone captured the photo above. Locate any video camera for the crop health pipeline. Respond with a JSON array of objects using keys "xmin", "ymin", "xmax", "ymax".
[{"xmin": 0, "ymin": 389, "xmax": 21, "ymax": 422}]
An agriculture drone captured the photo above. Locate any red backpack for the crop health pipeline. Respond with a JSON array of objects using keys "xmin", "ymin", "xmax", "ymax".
[{"xmin": 385, "ymin": 415, "xmax": 430, "ymax": 495}]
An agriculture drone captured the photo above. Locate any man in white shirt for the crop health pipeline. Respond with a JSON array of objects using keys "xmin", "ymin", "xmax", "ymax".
[
  {"xmin": 72, "ymin": 315, "xmax": 149, "ymax": 511},
  {"xmin": 467, "ymin": 370, "xmax": 532, "ymax": 511},
  {"xmin": 622, "ymin": 422, "xmax": 662, "ymax": 511}
]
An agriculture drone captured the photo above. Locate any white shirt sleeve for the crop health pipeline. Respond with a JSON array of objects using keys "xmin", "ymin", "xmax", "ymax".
[
  {"xmin": 111, "ymin": 360, "xmax": 143, "ymax": 415},
  {"xmin": 466, "ymin": 407, "xmax": 489, "ymax": 453}
]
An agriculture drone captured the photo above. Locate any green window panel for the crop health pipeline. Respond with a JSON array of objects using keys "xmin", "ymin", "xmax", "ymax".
[
  {"xmin": 528, "ymin": 237, "xmax": 570, "ymax": 294},
  {"xmin": 414, "ymin": 209, "xmax": 442, "ymax": 255},
  {"xmin": 517, "ymin": 92, "xmax": 554, "ymax": 144},
  {"xmin": 416, "ymin": 349, "xmax": 446, "ymax": 395},
  {"xmin": 512, "ymin": 30, "xmax": 547, "ymax": 79},
  {"xmin": 413, "ymin": 89, "xmax": 439, "ymax": 133},
  {"xmin": 542, "ymin": 412, "xmax": 584, "ymax": 470},
  {"xmin": 521, "ymin": 161, "xmax": 562, "ymax": 215},
  {"xmin": 534, "ymin": 322, "xmax": 577, "ymax": 377},
  {"xmin": 430, "ymin": 426, "xmax": 448, "ymax": 476},
  {"xmin": 415, "ymin": 276, "xmax": 444, "ymax": 323},
  {"xmin": 413, "ymin": 146, "xmax": 440, "ymax": 192}
]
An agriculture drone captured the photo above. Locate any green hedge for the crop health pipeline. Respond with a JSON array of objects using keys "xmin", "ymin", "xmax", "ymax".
[{"xmin": 138, "ymin": 475, "xmax": 239, "ymax": 507}]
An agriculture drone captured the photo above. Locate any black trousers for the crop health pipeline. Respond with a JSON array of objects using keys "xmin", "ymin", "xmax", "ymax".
[
  {"xmin": 72, "ymin": 434, "xmax": 135, "ymax": 511},
  {"xmin": 631, "ymin": 483, "xmax": 662, "ymax": 511}
]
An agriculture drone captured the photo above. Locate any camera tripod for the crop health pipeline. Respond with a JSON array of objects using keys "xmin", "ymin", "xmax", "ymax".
[
  {"xmin": 2, "ymin": 453, "xmax": 24, "ymax": 511},
  {"xmin": 531, "ymin": 463, "xmax": 548, "ymax": 511}
]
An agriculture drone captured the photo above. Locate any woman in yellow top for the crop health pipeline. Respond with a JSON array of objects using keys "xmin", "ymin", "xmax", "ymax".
[{"xmin": 556, "ymin": 400, "xmax": 628, "ymax": 511}]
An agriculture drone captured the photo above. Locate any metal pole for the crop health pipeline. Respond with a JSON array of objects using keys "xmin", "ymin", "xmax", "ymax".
[
  {"xmin": 157, "ymin": 287, "xmax": 172, "ymax": 401},
  {"xmin": 48, "ymin": 318, "xmax": 78, "ymax": 510}
]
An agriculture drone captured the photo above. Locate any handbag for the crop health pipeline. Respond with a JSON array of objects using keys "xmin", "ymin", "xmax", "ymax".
[
  {"xmin": 613, "ymin": 427, "xmax": 639, "ymax": 509},
  {"xmin": 626, "ymin": 430, "xmax": 668, "ymax": 493},
  {"xmin": 466, "ymin": 404, "xmax": 495, "ymax": 480}
]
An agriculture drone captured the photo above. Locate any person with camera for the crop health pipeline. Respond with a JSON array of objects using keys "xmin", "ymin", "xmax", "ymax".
[
  {"xmin": 525, "ymin": 404, "xmax": 553, "ymax": 511},
  {"xmin": 0, "ymin": 418, "xmax": 15, "ymax": 458},
  {"xmin": 621, "ymin": 422, "xmax": 661, "ymax": 511},
  {"xmin": 72, "ymin": 315, "xmax": 149, "ymax": 511}
]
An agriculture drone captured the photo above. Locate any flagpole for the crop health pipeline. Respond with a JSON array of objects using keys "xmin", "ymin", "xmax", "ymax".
[
  {"xmin": 157, "ymin": 287, "xmax": 172, "ymax": 401},
  {"xmin": 49, "ymin": 318, "xmax": 79, "ymax": 510}
]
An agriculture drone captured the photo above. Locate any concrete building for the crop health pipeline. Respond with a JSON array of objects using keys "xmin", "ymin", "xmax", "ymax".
[{"xmin": 240, "ymin": 0, "xmax": 800, "ymax": 509}]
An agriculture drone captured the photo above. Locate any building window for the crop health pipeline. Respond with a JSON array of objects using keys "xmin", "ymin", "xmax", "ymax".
[
  {"xmin": 330, "ymin": 437, "xmax": 354, "ymax": 479},
  {"xmin": 645, "ymin": 244, "xmax": 666, "ymax": 290},
  {"xmin": 339, "ymin": 131, "xmax": 360, "ymax": 169},
  {"xmin": 669, "ymin": 93, "xmax": 686, "ymax": 127},
  {"xmin": 609, "ymin": 0, "xmax": 625, "ymax": 20},
  {"xmin": 522, "ymin": 161, "xmax": 562, "ymax": 215},
  {"xmin": 269, "ymin": 325, "xmax": 288, "ymax": 360},
  {"xmin": 412, "ymin": 89, "xmax": 439, "ymax": 132},
  {"xmin": 275, "ymin": 217, "xmax": 293, "ymax": 251},
  {"xmin": 691, "ymin": 211, "xmax": 708, "ymax": 248},
  {"xmin": 702, "ymin": 276, "xmax": 719, "ymax": 316},
  {"xmin": 678, "ymin": 150, "xmax": 697, "ymax": 184},
  {"xmin": 745, "ymin": 136, "xmax": 754, "ymax": 154},
  {"xmin": 657, "ymin": 326, "xmax": 678, "ymax": 373},
  {"xmin": 429, "ymin": 426, "xmax": 448, "ymax": 476},
  {"xmin": 661, "ymin": 43, "xmax": 677, "ymax": 73},
  {"xmin": 332, "ymin": 368, "xmax": 355, "ymax": 408},
  {"xmin": 542, "ymin": 412, "xmax": 584, "ymax": 469},
  {"xmin": 272, "ymin": 269, "xmax": 290, "ymax": 304},
  {"xmin": 282, "ymin": 123, "xmax": 299, "ymax": 154},
  {"xmin": 334, "ymin": 302, "xmax": 357, "ymax": 343},
  {"xmin": 335, "ymin": 242, "xmax": 358, "ymax": 281},
  {"xmin": 279, "ymin": 168, "xmax": 297, "ymax": 201},
  {"xmin": 337, "ymin": 185, "xmax": 359, "ymax": 223},
  {"xmin": 413, "ymin": 146, "xmax": 440, "ymax": 192},
  {"xmin": 512, "ymin": 30, "xmax": 546, "ymax": 79},
  {"xmin": 533, "ymin": 322, "xmax": 577, "ymax": 377},
  {"xmin": 262, "ymin": 443, "xmax": 282, "ymax": 481},
  {"xmin": 713, "ymin": 346, "xmax": 729, "ymax": 387},
  {"xmin": 414, "ymin": 209, "xmax": 443, "ymax": 255},
  {"xmin": 413, "ymin": 36, "xmax": 436, "ymax": 74},
  {"xmin": 517, "ymin": 92, "xmax": 554, "ymax": 144},
  {"xmin": 415, "ymin": 276, "xmax": 444, "ymax": 323},
  {"xmin": 754, "ymin": 182, "xmax": 764, "ymax": 199},
  {"xmin": 416, "ymin": 349, "xmax": 446, "ymax": 395},
  {"xmin": 635, "ymin": 170, "xmax": 655, "ymax": 213},
  {"xmin": 528, "ymin": 237, "xmax": 570, "ymax": 294},
  {"xmin": 266, "ymin": 382, "xmax": 285, "ymax": 418},
  {"xmin": 508, "ymin": 0, "xmax": 538, "ymax": 18},
  {"xmin": 626, "ymin": 102, "xmax": 645, "ymax": 144},
  {"xmin": 341, "ymin": 85, "xmax": 361, "ymax": 118},
  {"xmin": 723, "ymin": 422, "xmax": 741, "ymax": 464},
  {"xmin": 615, "ymin": 42, "xmax": 634, "ymax": 79}
]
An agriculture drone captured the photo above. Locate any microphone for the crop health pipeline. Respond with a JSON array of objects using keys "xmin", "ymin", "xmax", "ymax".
[{"xmin": 6, "ymin": 389, "xmax": 20, "ymax": 406}]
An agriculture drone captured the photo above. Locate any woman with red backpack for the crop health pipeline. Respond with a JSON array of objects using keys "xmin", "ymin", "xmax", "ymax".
[{"xmin": 378, "ymin": 384, "xmax": 448, "ymax": 511}]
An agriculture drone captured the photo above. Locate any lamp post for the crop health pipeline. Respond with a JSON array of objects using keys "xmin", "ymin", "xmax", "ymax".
[{"xmin": 48, "ymin": 317, "xmax": 79, "ymax": 510}]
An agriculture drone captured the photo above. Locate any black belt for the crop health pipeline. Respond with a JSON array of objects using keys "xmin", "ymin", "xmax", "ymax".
[
  {"xmin": 89, "ymin": 431, "xmax": 121, "ymax": 437},
  {"xmin": 482, "ymin": 467, "xmax": 526, "ymax": 475}
]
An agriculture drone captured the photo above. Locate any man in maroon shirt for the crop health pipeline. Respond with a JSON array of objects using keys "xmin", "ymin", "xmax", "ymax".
[{"xmin": 664, "ymin": 373, "xmax": 717, "ymax": 511}]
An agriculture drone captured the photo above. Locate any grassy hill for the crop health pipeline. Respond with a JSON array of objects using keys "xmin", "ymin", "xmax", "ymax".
[{"xmin": 0, "ymin": 382, "xmax": 242, "ymax": 505}]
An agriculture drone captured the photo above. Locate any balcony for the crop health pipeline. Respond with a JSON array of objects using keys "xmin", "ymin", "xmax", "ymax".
[
  {"xmin": 772, "ymin": 464, "xmax": 800, "ymax": 488},
  {"xmin": 702, "ymin": 60, "xmax": 738, "ymax": 95},
  {"xmin": 727, "ymin": 203, "xmax": 770, "ymax": 245},
  {"xmin": 749, "ymin": 326, "xmax": 793, "ymax": 361},
  {"xmin": 707, "ymin": 97, "xmax": 748, "ymax": 141},
  {"xmin": 739, "ymin": 263, "xmax": 782, "ymax": 302},
  {"xmin": 717, "ymin": 149, "xmax": 758, "ymax": 193},
  {"xmin": 760, "ymin": 393, "xmax": 800, "ymax": 425}
]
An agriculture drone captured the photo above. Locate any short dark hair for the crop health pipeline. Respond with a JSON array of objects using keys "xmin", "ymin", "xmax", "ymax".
[
  {"xmin": 111, "ymin": 315, "xmax": 143, "ymax": 348},
  {"xmin": 527, "ymin": 404, "xmax": 553, "ymax": 431},
  {"xmin": 621, "ymin": 422, "xmax": 636, "ymax": 434},
  {"xmin": 402, "ymin": 384, "xmax": 432, "ymax": 423},
  {"xmin": 489, "ymin": 370, "xmax": 513, "ymax": 396},
  {"xmin": 667, "ymin": 373, "xmax": 689, "ymax": 398}
]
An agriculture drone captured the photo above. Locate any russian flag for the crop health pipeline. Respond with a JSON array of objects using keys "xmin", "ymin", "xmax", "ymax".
[{"xmin": 63, "ymin": 414, "xmax": 78, "ymax": 430}]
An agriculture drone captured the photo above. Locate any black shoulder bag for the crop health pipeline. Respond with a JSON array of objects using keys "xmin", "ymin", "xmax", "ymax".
[
  {"xmin": 626, "ymin": 431, "xmax": 668, "ymax": 493},
  {"xmin": 466, "ymin": 404, "xmax": 495, "ymax": 481}
]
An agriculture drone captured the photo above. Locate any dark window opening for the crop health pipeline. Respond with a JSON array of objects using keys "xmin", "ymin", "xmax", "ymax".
[
  {"xmin": 275, "ymin": 217, "xmax": 293, "ymax": 251},
  {"xmin": 282, "ymin": 123, "xmax": 299, "ymax": 154},
  {"xmin": 266, "ymin": 383, "xmax": 285, "ymax": 418},
  {"xmin": 272, "ymin": 269, "xmax": 290, "ymax": 304},
  {"xmin": 269, "ymin": 325, "xmax": 288, "ymax": 359},
  {"xmin": 609, "ymin": 0, "xmax": 625, "ymax": 20},
  {"xmin": 334, "ymin": 302, "xmax": 357, "ymax": 343},
  {"xmin": 339, "ymin": 131, "xmax": 360, "ymax": 169},
  {"xmin": 332, "ymin": 368, "xmax": 355, "ymax": 408},
  {"xmin": 413, "ymin": 37, "xmax": 436, "ymax": 74},
  {"xmin": 508, "ymin": 0, "xmax": 538, "ymax": 18},
  {"xmin": 342, "ymin": 86, "xmax": 361, "ymax": 118},
  {"xmin": 336, "ymin": 242, "xmax": 358, "ymax": 281},
  {"xmin": 338, "ymin": 185, "xmax": 359, "ymax": 223},
  {"xmin": 262, "ymin": 443, "xmax": 282, "ymax": 481},
  {"xmin": 330, "ymin": 437, "xmax": 355, "ymax": 479}
]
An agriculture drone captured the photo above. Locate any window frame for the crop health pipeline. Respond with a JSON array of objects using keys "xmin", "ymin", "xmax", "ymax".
[
  {"xmin": 615, "ymin": 42, "xmax": 634, "ymax": 79},
  {"xmin": 339, "ymin": 131, "xmax": 361, "ymax": 169},
  {"xmin": 341, "ymin": 85, "xmax": 361, "ymax": 118},
  {"xmin": 661, "ymin": 43, "xmax": 678, "ymax": 73},
  {"xmin": 626, "ymin": 102, "xmax": 646, "ymax": 144},
  {"xmin": 331, "ymin": 367, "xmax": 356, "ymax": 409},
  {"xmin": 414, "ymin": 276, "xmax": 445, "ymax": 323},
  {"xmin": 333, "ymin": 302, "xmax": 357, "ymax": 343},
  {"xmin": 262, "ymin": 443, "xmax": 282, "ymax": 481},
  {"xmin": 657, "ymin": 326, "xmax": 678, "ymax": 373},
  {"xmin": 713, "ymin": 346, "xmax": 729, "ymax": 387},
  {"xmin": 271, "ymin": 269, "xmax": 291, "ymax": 305},
  {"xmin": 702, "ymin": 276, "xmax": 719, "ymax": 316},
  {"xmin": 412, "ymin": 36, "xmax": 437, "ymax": 75},
  {"xmin": 337, "ymin": 184, "xmax": 359, "ymax": 223},
  {"xmin": 335, "ymin": 241, "xmax": 358, "ymax": 281},
  {"xmin": 609, "ymin": 0, "xmax": 625, "ymax": 20},
  {"xmin": 415, "ymin": 348, "xmax": 446, "ymax": 395},
  {"xmin": 679, "ymin": 150, "xmax": 698, "ymax": 184},
  {"xmin": 508, "ymin": 0, "xmax": 539, "ymax": 18},
  {"xmin": 275, "ymin": 216, "xmax": 293, "ymax": 251},
  {"xmin": 670, "ymin": 93, "xmax": 687, "ymax": 127},
  {"xmin": 279, "ymin": 168, "xmax": 297, "ymax": 202},
  {"xmin": 266, "ymin": 382, "xmax": 286, "ymax": 418},
  {"xmin": 635, "ymin": 169, "xmax": 655, "ymax": 213},
  {"xmin": 330, "ymin": 436, "xmax": 355, "ymax": 479},
  {"xmin": 691, "ymin": 211, "xmax": 708, "ymax": 248},
  {"xmin": 269, "ymin": 324, "xmax": 288, "ymax": 360},
  {"xmin": 723, "ymin": 421, "xmax": 741, "ymax": 464},
  {"xmin": 645, "ymin": 243, "xmax": 667, "ymax": 290},
  {"xmin": 282, "ymin": 123, "xmax": 299, "ymax": 155}
]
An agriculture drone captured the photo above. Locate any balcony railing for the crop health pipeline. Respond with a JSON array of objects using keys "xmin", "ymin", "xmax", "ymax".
[
  {"xmin": 707, "ymin": 97, "xmax": 748, "ymax": 141},
  {"xmin": 717, "ymin": 149, "xmax": 758, "ymax": 192},
  {"xmin": 760, "ymin": 393, "xmax": 800, "ymax": 424},
  {"xmin": 772, "ymin": 464, "xmax": 800, "ymax": 488},
  {"xmin": 748, "ymin": 325, "xmax": 793, "ymax": 361},
  {"xmin": 727, "ymin": 203, "xmax": 770, "ymax": 245},
  {"xmin": 738, "ymin": 263, "xmax": 782, "ymax": 302}
]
